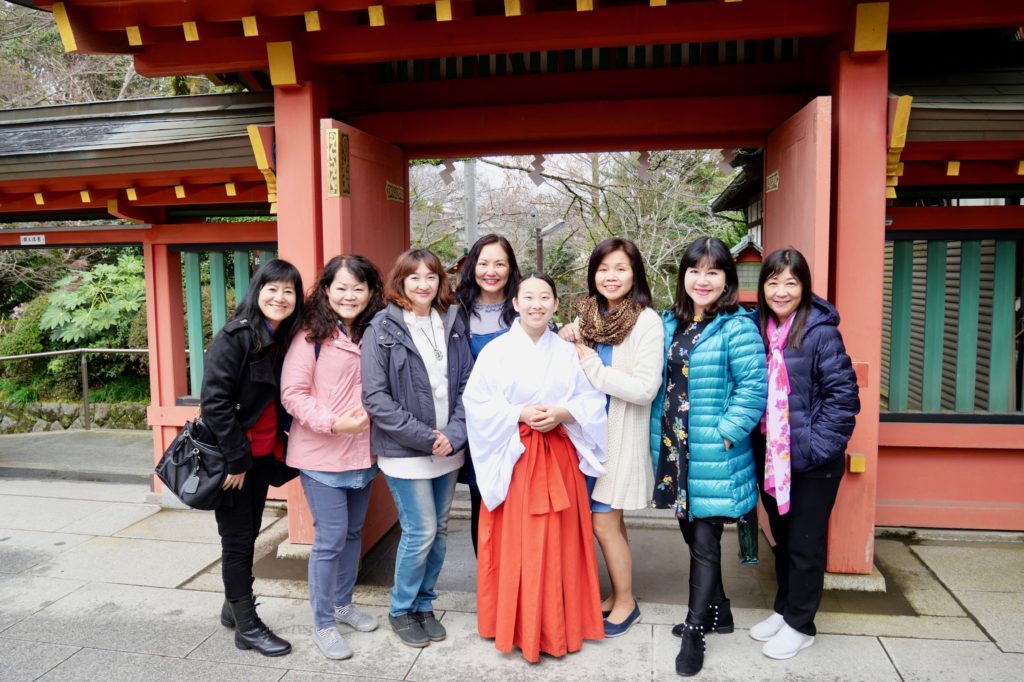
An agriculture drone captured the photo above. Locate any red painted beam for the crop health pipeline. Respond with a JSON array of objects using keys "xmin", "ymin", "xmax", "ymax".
[
  {"xmin": 900, "ymin": 161, "xmax": 1024, "ymax": 186},
  {"xmin": 305, "ymin": 1, "xmax": 844, "ymax": 66},
  {"xmin": 887, "ymin": 205, "xmax": 1024, "ymax": 231},
  {"xmin": 0, "ymin": 168, "xmax": 263, "ymax": 196},
  {"xmin": 902, "ymin": 141, "xmax": 1024, "ymax": 163},
  {"xmin": 889, "ymin": 0, "xmax": 1024, "ymax": 32},
  {"xmin": 402, "ymin": 134, "xmax": 768, "ymax": 159},
  {"xmin": 346, "ymin": 94, "xmax": 808, "ymax": 151},
  {"xmin": 361, "ymin": 61, "xmax": 814, "ymax": 111},
  {"xmin": 0, "ymin": 222, "xmax": 277, "ymax": 250}
]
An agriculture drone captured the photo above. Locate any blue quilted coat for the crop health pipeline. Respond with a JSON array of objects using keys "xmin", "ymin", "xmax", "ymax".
[{"xmin": 650, "ymin": 308, "xmax": 767, "ymax": 519}]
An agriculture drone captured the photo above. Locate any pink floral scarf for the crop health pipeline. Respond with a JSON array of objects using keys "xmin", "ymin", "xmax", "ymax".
[{"xmin": 760, "ymin": 314, "xmax": 793, "ymax": 515}]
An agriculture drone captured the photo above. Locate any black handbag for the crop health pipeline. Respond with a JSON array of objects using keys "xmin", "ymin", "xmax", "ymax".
[{"xmin": 155, "ymin": 418, "xmax": 226, "ymax": 510}]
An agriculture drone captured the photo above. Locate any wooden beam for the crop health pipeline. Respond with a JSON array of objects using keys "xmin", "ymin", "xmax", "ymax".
[
  {"xmin": 347, "ymin": 94, "xmax": 807, "ymax": 151},
  {"xmin": 887, "ymin": 205, "xmax": 1024, "ymax": 231},
  {"xmin": 267, "ymin": 41, "xmax": 298, "ymax": 86},
  {"xmin": 52, "ymin": 2, "xmax": 77, "ymax": 52}
]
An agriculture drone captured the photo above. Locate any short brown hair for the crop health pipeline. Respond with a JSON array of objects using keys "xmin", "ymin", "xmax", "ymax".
[{"xmin": 385, "ymin": 248, "xmax": 455, "ymax": 313}]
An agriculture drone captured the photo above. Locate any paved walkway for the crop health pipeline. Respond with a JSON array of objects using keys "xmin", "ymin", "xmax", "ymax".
[{"xmin": 1, "ymin": 432, "xmax": 1022, "ymax": 681}]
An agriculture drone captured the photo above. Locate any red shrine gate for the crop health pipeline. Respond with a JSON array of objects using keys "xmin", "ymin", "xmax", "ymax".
[{"xmin": 5, "ymin": 0, "xmax": 1024, "ymax": 575}]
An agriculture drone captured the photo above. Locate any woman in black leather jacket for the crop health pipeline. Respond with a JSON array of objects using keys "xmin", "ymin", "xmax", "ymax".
[{"xmin": 200, "ymin": 258, "xmax": 303, "ymax": 658}]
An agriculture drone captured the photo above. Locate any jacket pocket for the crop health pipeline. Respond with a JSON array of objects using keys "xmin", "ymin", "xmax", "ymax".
[{"xmin": 248, "ymin": 357, "xmax": 276, "ymax": 386}]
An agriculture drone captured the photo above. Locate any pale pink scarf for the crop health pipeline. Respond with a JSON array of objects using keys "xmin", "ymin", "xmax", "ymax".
[{"xmin": 760, "ymin": 314, "xmax": 793, "ymax": 515}]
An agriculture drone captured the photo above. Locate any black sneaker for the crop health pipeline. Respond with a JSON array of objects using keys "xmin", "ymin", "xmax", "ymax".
[
  {"xmin": 412, "ymin": 611, "xmax": 446, "ymax": 641},
  {"xmin": 389, "ymin": 613, "xmax": 430, "ymax": 648}
]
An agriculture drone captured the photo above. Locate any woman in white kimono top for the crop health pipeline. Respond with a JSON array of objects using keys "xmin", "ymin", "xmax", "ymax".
[{"xmin": 463, "ymin": 272, "xmax": 609, "ymax": 663}]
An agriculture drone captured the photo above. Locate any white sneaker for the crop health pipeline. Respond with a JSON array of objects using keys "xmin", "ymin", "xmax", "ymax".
[
  {"xmin": 335, "ymin": 603, "xmax": 379, "ymax": 632},
  {"xmin": 762, "ymin": 624, "xmax": 815, "ymax": 660},
  {"xmin": 749, "ymin": 612, "xmax": 785, "ymax": 641},
  {"xmin": 313, "ymin": 627, "xmax": 353, "ymax": 660}
]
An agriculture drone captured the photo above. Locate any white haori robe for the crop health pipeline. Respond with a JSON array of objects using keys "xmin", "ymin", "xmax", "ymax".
[{"xmin": 464, "ymin": 320, "xmax": 608, "ymax": 511}]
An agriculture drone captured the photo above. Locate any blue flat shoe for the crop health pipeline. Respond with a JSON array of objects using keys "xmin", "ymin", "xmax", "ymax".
[{"xmin": 603, "ymin": 600, "xmax": 641, "ymax": 638}]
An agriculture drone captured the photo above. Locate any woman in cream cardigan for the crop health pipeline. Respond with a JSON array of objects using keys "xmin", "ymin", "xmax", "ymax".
[{"xmin": 560, "ymin": 237, "xmax": 664, "ymax": 637}]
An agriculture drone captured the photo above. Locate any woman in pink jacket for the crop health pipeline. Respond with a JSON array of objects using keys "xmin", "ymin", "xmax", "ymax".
[{"xmin": 281, "ymin": 255, "xmax": 385, "ymax": 661}]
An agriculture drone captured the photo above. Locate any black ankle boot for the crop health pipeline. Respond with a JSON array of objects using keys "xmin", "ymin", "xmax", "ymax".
[
  {"xmin": 220, "ymin": 599, "xmax": 234, "ymax": 628},
  {"xmin": 671, "ymin": 599, "xmax": 734, "ymax": 637},
  {"xmin": 228, "ymin": 595, "xmax": 291, "ymax": 657},
  {"xmin": 675, "ymin": 622, "xmax": 706, "ymax": 677},
  {"xmin": 705, "ymin": 599, "xmax": 734, "ymax": 634}
]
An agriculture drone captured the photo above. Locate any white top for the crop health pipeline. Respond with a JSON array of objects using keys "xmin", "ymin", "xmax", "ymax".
[
  {"xmin": 463, "ymin": 320, "xmax": 608, "ymax": 511},
  {"xmin": 377, "ymin": 308, "xmax": 464, "ymax": 480},
  {"xmin": 578, "ymin": 308, "xmax": 664, "ymax": 509}
]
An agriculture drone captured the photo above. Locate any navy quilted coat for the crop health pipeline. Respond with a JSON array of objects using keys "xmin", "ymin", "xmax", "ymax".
[
  {"xmin": 650, "ymin": 308, "xmax": 767, "ymax": 519},
  {"xmin": 775, "ymin": 295, "xmax": 860, "ymax": 473}
]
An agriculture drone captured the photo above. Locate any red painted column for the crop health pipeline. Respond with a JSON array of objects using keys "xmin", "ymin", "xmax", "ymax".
[
  {"xmin": 143, "ymin": 240, "xmax": 189, "ymax": 485},
  {"xmin": 273, "ymin": 82, "xmax": 327, "ymax": 542},
  {"xmin": 827, "ymin": 52, "xmax": 888, "ymax": 574},
  {"xmin": 274, "ymin": 82, "xmax": 326, "ymax": 286}
]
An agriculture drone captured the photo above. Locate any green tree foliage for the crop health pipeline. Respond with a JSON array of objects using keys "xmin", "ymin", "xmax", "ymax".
[
  {"xmin": 0, "ymin": 293, "xmax": 50, "ymax": 388},
  {"xmin": 41, "ymin": 253, "xmax": 146, "ymax": 344}
]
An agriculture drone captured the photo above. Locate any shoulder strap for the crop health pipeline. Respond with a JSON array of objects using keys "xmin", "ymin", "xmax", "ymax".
[{"xmin": 314, "ymin": 342, "xmax": 322, "ymax": 361}]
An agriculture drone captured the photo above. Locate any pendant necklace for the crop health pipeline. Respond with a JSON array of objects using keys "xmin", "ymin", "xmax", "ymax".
[{"xmin": 419, "ymin": 319, "xmax": 444, "ymax": 361}]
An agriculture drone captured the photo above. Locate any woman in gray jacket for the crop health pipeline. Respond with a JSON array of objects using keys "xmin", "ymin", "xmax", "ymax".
[{"xmin": 360, "ymin": 248, "xmax": 473, "ymax": 648}]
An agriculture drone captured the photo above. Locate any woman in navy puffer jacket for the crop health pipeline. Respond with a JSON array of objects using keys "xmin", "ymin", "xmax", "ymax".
[
  {"xmin": 649, "ymin": 237, "xmax": 767, "ymax": 677},
  {"xmin": 749, "ymin": 248, "xmax": 859, "ymax": 662}
]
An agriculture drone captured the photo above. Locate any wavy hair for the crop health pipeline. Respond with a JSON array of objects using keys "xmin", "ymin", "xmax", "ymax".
[{"xmin": 303, "ymin": 255, "xmax": 384, "ymax": 345}]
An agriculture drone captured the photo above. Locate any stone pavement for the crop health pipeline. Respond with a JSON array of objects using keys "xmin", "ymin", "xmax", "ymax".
[{"xmin": 1, "ymin": 432, "xmax": 1023, "ymax": 681}]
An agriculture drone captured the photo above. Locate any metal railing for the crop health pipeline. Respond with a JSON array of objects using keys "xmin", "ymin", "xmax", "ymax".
[{"xmin": 0, "ymin": 348, "xmax": 148, "ymax": 430}]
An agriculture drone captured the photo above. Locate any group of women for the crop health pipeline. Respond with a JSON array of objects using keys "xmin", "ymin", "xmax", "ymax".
[{"xmin": 199, "ymin": 231, "xmax": 860, "ymax": 677}]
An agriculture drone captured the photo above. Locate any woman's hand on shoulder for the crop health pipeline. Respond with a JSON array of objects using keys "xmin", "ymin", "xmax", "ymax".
[
  {"xmin": 558, "ymin": 322, "xmax": 581, "ymax": 343},
  {"xmin": 332, "ymin": 406, "xmax": 370, "ymax": 435},
  {"xmin": 575, "ymin": 342, "xmax": 597, "ymax": 361}
]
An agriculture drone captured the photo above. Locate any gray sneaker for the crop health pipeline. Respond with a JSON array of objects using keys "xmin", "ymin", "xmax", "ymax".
[
  {"xmin": 312, "ymin": 627, "xmax": 352, "ymax": 660},
  {"xmin": 412, "ymin": 611, "xmax": 446, "ymax": 642},
  {"xmin": 335, "ymin": 604, "xmax": 379, "ymax": 632}
]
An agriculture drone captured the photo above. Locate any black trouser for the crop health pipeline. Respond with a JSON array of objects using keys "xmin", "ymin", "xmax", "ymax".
[
  {"xmin": 215, "ymin": 456, "xmax": 272, "ymax": 601},
  {"xmin": 469, "ymin": 482, "xmax": 482, "ymax": 556},
  {"xmin": 679, "ymin": 518, "xmax": 727, "ymax": 626},
  {"xmin": 759, "ymin": 471, "xmax": 843, "ymax": 636}
]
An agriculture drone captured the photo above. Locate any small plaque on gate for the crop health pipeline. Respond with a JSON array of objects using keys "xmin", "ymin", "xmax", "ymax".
[
  {"xmin": 765, "ymin": 170, "xmax": 780, "ymax": 193},
  {"xmin": 20, "ymin": 234, "xmax": 45, "ymax": 246},
  {"xmin": 385, "ymin": 181, "xmax": 404, "ymax": 203}
]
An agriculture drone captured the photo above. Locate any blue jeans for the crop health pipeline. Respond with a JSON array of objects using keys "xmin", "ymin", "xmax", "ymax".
[
  {"xmin": 300, "ymin": 473, "xmax": 374, "ymax": 629},
  {"xmin": 384, "ymin": 471, "xmax": 458, "ymax": 616}
]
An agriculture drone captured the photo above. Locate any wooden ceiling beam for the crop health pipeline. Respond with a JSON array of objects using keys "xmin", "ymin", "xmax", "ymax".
[{"xmin": 346, "ymin": 93, "xmax": 808, "ymax": 151}]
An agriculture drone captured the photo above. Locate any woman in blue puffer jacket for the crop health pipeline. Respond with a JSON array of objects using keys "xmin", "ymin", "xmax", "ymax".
[
  {"xmin": 749, "ymin": 248, "xmax": 859, "ymax": 662},
  {"xmin": 650, "ymin": 237, "xmax": 767, "ymax": 677}
]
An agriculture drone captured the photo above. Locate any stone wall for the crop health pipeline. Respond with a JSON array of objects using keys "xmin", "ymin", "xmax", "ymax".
[{"xmin": 0, "ymin": 402, "xmax": 149, "ymax": 434}]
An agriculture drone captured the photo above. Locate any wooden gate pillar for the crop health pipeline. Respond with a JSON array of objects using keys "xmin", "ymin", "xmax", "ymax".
[{"xmin": 828, "ymin": 51, "xmax": 889, "ymax": 574}]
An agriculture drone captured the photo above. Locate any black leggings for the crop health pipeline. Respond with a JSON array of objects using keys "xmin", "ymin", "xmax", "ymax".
[
  {"xmin": 215, "ymin": 456, "xmax": 272, "ymax": 601},
  {"xmin": 680, "ymin": 518, "xmax": 727, "ymax": 626}
]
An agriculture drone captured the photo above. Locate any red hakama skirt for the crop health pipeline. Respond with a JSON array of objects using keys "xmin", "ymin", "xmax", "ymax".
[{"xmin": 476, "ymin": 424, "xmax": 604, "ymax": 663}]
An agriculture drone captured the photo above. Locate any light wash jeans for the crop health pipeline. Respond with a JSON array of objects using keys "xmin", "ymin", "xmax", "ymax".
[
  {"xmin": 300, "ymin": 473, "xmax": 374, "ymax": 629},
  {"xmin": 383, "ymin": 471, "xmax": 458, "ymax": 617}
]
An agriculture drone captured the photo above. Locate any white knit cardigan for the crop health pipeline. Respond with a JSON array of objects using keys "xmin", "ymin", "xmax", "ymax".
[{"xmin": 579, "ymin": 307, "xmax": 664, "ymax": 510}]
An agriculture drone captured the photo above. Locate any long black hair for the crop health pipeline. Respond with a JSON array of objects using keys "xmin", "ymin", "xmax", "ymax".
[
  {"xmin": 586, "ymin": 237, "xmax": 653, "ymax": 310},
  {"xmin": 455, "ymin": 234, "xmax": 521, "ymax": 327},
  {"xmin": 232, "ymin": 258, "xmax": 304, "ymax": 351},
  {"xmin": 757, "ymin": 247, "xmax": 813, "ymax": 349},
  {"xmin": 303, "ymin": 255, "xmax": 384, "ymax": 345},
  {"xmin": 671, "ymin": 236, "xmax": 739, "ymax": 326}
]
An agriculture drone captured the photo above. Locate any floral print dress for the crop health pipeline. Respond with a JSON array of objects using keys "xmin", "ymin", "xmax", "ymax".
[{"xmin": 652, "ymin": 319, "xmax": 706, "ymax": 518}]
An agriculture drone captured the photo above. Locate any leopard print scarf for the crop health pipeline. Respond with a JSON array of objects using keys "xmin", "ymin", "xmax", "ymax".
[{"xmin": 575, "ymin": 294, "xmax": 643, "ymax": 347}]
